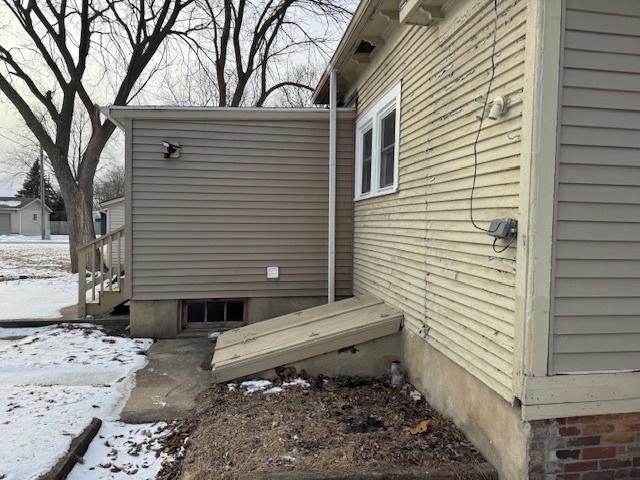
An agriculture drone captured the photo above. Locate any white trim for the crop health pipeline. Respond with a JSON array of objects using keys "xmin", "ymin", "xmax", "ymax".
[
  {"xmin": 512, "ymin": 0, "xmax": 563, "ymax": 398},
  {"xmin": 328, "ymin": 70, "xmax": 337, "ymax": 304},
  {"xmin": 100, "ymin": 196, "xmax": 125, "ymax": 208},
  {"xmin": 354, "ymin": 82, "xmax": 401, "ymax": 201},
  {"xmin": 522, "ymin": 371, "xmax": 640, "ymax": 420}
]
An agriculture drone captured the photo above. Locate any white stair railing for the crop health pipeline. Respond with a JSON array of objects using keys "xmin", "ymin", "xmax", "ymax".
[{"xmin": 77, "ymin": 226, "xmax": 125, "ymax": 316}]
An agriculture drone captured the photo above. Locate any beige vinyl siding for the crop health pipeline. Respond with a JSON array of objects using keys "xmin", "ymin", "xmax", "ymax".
[
  {"xmin": 104, "ymin": 199, "xmax": 125, "ymax": 272},
  {"xmin": 550, "ymin": 0, "xmax": 640, "ymax": 373},
  {"xmin": 106, "ymin": 200, "xmax": 125, "ymax": 232},
  {"xmin": 351, "ymin": 0, "xmax": 526, "ymax": 399},
  {"xmin": 130, "ymin": 116, "xmax": 354, "ymax": 300}
]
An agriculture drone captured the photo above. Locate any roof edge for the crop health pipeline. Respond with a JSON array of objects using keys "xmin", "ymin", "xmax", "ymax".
[
  {"xmin": 100, "ymin": 196, "xmax": 125, "ymax": 208},
  {"xmin": 101, "ymin": 105, "xmax": 356, "ymax": 124},
  {"xmin": 311, "ymin": 0, "xmax": 382, "ymax": 104}
]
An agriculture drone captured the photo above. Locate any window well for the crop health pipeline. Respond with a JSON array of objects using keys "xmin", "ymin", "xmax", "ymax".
[{"xmin": 184, "ymin": 299, "xmax": 246, "ymax": 325}]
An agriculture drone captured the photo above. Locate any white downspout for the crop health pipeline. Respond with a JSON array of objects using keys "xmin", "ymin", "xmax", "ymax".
[{"xmin": 328, "ymin": 70, "xmax": 337, "ymax": 304}]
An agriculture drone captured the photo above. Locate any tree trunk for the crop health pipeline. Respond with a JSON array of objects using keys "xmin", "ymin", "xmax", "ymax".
[{"xmin": 61, "ymin": 183, "xmax": 96, "ymax": 273}]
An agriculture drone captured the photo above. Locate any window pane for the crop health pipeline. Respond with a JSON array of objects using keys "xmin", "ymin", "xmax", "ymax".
[
  {"xmin": 186, "ymin": 302, "xmax": 205, "ymax": 322},
  {"xmin": 361, "ymin": 129, "xmax": 372, "ymax": 194},
  {"xmin": 380, "ymin": 147, "xmax": 394, "ymax": 187},
  {"xmin": 227, "ymin": 301, "xmax": 244, "ymax": 322},
  {"xmin": 382, "ymin": 110, "xmax": 395, "ymax": 148},
  {"xmin": 361, "ymin": 159, "xmax": 371, "ymax": 194},
  {"xmin": 206, "ymin": 302, "xmax": 225, "ymax": 322},
  {"xmin": 380, "ymin": 110, "xmax": 396, "ymax": 188}
]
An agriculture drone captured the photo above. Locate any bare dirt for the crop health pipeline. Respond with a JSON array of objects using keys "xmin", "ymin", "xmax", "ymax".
[{"xmin": 159, "ymin": 376, "xmax": 493, "ymax": 480}]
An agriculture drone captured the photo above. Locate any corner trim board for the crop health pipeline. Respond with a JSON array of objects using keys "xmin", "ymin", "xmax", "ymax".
[{"xmin": 512, "ymin": 0, "xmax": 563, "ymax": 398}]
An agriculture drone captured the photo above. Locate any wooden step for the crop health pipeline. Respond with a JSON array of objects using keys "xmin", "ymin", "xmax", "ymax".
[
  {"xmin": 85, "ymin": 288, "xmax": 128, "ymax": 316},
  {"xmin": 211, "ymin": 295, "xmax": 403, "ymax": 383}
]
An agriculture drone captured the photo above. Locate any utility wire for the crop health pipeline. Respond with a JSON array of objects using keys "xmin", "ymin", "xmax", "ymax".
[{"xmin": 470, "ymin": 0, "xmax": 499, "ymax": 234}]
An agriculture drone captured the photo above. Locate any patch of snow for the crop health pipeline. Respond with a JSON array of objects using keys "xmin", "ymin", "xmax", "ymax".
[
  {"xmin": 0, "ymin": 200, "xmax": 21, "ymax": 207},
  {"xmin": 0, "ymin": 324, "xmax": 152, "ymax": 386},
  {"xmin": 0, "ymin": 324, "xmax": 153, "ymax": 480},
  {"xmin": 264, "ymin": 387, "xmax": 284, "ymax": 395},
  {"xmin": 283, "ymin": 378, "xmax": 311, "ymax": 388},
  {"xmin": 0, "ymin": 274, "xmax": 78, "ymax": 320},
  {"xmin": 409, "ymin": 390, "xmax": 422, "ymax": 402},
  {"xmin": 0, "ymin": 385, "xmax": 126, "ymax": 480},
  {"xmin": 67, "ymin": 421, "xmax": 172, "ymax": 480},
  {"xmin": 0, "ymin": 326, "xmax": 43, "ymax": 339},
  {"xmin": 0, "ymin": 234, "xmax": 69, "ymax": 243},
  {"xmin": 240, "ymin": 379, "xmax": 273, "ymax": 393},
  {"xmin": 236, "ymin": 378, "xmax": 310, "ymax": 395},
  {"xmin": 207, "ymin": 331, "xmax": 221, "ymax": 340}
]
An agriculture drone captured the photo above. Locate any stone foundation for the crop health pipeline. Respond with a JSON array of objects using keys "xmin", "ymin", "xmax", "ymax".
[{"xmin": 529, "ymin": 413, "xmax": 640, "ymax": 479}]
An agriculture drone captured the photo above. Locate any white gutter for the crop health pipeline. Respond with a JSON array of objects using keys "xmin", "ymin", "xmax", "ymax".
[{"xmin": 328, "ymin": 70, "xmax": 337, "ymax": 303}]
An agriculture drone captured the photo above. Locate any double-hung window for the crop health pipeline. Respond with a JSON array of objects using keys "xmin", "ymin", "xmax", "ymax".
[{"xmin": 355, "ymin": 82, "xmax": 401, "ymax": 200}]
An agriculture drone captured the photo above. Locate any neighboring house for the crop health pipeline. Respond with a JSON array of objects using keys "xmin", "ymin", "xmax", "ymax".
[
  {"xmin": 100, "ymin": 196, "xmax": 125, "ymax": 233},
  {"xmin": 97, "ymin": 0, "xmax": 640, "ymax": 478},
  {"xmin": 98, "ymin": 196, "xmax": 126, "ymax": 274},
  {"xmin": 0, "ymin": 197, "xmax": 51, "ymax": 236}
]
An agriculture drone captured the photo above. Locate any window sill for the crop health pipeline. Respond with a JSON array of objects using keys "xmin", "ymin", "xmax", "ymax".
[{"xmin": 354, "ymin": 186, "xmax": 398, "ymax": 202}]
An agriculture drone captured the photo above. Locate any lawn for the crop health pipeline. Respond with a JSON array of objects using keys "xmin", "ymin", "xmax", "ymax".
[{"xmin": 0, "ymin": 235, "xmax": 78, "ymax": 320}]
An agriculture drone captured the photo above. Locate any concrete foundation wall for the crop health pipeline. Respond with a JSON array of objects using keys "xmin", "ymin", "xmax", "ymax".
[
  {"xmin": 401, "ymin": 329, "xmax": 529, "ymax": 479},
  {"xmin": 130, "ymin": 296, "xmax": 334, "ymax": 338},
  {"xmin": 130, "ymin": 300, "xmax": 179, "ymax": 338},
  {"xmin": 256, "ymin": 333, "xmax": 401, "ymax": 380}
]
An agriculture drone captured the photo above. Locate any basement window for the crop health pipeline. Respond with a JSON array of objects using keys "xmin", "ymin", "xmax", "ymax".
[
  {"xmin": 184, "ymin": 299, "xmax": 245, "ymax": 325},
  {"xmin": 354, "ymin": 82, "xmax": 401, "ymax": 200}
]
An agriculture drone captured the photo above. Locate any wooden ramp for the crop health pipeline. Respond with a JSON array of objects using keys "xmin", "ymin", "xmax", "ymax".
[{"xmin": 211, "ymin": 295, "xmax": 403, "ymax": 383}]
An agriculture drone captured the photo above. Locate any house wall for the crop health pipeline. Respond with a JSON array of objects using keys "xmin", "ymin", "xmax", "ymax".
[
  {"xmin": 549, "ymin": 0, "xmax": 640, "ymax": 374},
  {"xmin": 9, "ymin": 211, "xmax": 19, "ymax": 233},
  {"xmin": 349, "ymin": 0, "xmax": 526, "ymax": 401},
  {"xmin": 103, "ymin": 199, "xmax": 125, "ymax": 273},
  {"xmin": 128, "ymin": 112, "xmax": 354, "ymax": 302},
  {"xmin": 18, "ymin": 202, "xmax": 50, "ymax": 236},
  {"xmin": 105, "ymin": 199, "xmax": 125, "ymax": 232}
]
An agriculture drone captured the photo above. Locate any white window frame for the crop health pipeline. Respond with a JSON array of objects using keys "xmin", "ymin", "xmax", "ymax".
[{"xmin": 354, "ymin": 81, "xmax": 401, "ymax": 201}]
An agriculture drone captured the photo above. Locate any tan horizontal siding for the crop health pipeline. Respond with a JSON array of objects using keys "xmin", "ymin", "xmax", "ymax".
[
  {"xmin": 130, "ymin": 117, "xmax": 354, "ymax": 300},
  {"xmin": 551, "ymin": 0, "xmax": 640, "ymax": 373},
  {"xmin": 350, "ymin": 0, "xmax": 526, "ymax": 400}
]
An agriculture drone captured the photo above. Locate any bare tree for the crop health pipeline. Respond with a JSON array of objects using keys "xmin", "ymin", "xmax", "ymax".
[
  {"xmin": 94, "ymin": 165, "xmax": 125, "ymax": 204},
  {"xmin": 165, "ymin": 0, "xmax": 351, "ymax": 107},
  {"xmin": 0, "ymin": 0, "xmax": 201, "ymax": 271}
]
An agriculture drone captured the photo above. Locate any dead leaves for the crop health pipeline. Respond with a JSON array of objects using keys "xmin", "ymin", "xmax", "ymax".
[{"xmin": 409, "ymin": 419, "xmax": 430, "ymax": 435}]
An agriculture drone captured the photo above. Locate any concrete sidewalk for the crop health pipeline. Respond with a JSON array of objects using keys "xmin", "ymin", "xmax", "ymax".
[{"xmin": 120, "ymin": 335, "xmax": 212, "ymax": 423}]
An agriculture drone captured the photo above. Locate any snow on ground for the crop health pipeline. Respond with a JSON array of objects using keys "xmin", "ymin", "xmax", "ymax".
[
  {"xmin": 0, "ymin": 237, "xmax": 70, "ymax": 280},
  {"xmin": 0, "ymin": 234, "xmax": 69, "ymax": 243},
  {"xmin": 230, "ymin": 378, "xmax": 312, "ymax": 395},
  {"xmin": 0, "ymin": 326, "xmax": 43, "ymax": 338},
  {"xmin": 0, "ymin": 273, "xmax": 79, "ymax": 320},
  {"xmin": 68, "ymin": 422, "xmax": 173, "ymax": 479},
  {"xmin": 0, "ymin": 324, "xmax": 153, "ymax": 480}
]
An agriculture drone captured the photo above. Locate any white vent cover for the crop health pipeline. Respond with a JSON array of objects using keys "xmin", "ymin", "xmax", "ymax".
[{"xmin": 266, "ymin": 266, "xmax": 279, "ymax": 279}]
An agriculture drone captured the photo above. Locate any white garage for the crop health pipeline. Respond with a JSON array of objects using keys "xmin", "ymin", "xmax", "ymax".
[
  {"xmin": 0, "ymin": 212, "xmax": 10, "ymax": 234},
  {"xmin": 0, "ymin": 197, "xmax": 51, "ymax": 236}
]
